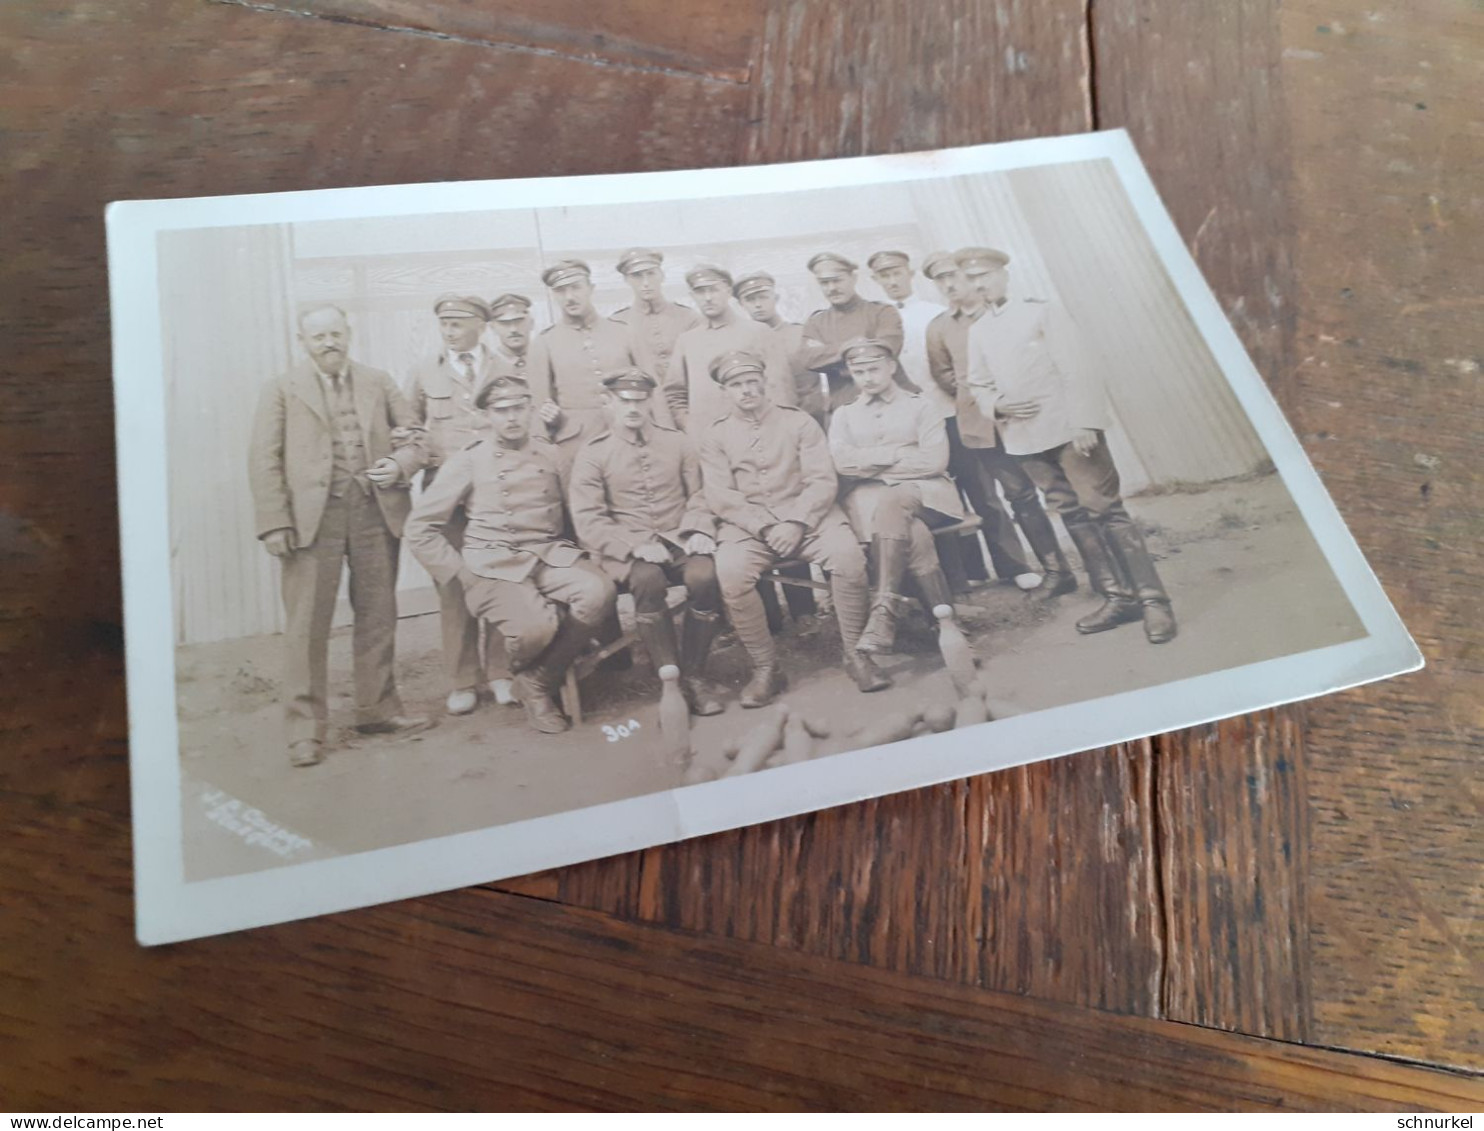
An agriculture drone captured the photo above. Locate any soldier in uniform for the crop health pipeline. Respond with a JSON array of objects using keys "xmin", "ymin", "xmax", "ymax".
[
  {"xmin": 249, "ymin": 303, "xmax": 430, "ymax": 767},
  {"xmin": 866, "ymin": 250, "xmax": 952, "ymax": 420},
  {"xmin": 733, "ymin": 270, "xmax": 826, "ymax": 424},
  {"xmin": 699, "ymin": 349, "xmax": 890, "ymax": 706},
  {"xmin": 405, "ymin": 373, "xmax": 619, "ymax": 734},
  {"xmin": 962, "ymin": 248, "xmax": 1177, "ymax": 644},
  {"xmin": 568, "ymin": 370, "xmax": 724, "ymax": 716},
  {"xmin": 405, "ymin": 293, "xmax": 508, "ymax": 716},
  {"xmin": 666, "ymin": 265, "xmax": 793, "ymax": 433},
  {"xmin": 487, "ymin": 292, "xmax": 535, "ymax": 381},
  {"xmin": 798, "ymin": 251, "xmax": 917, "ymax": 418},
  {"xmin": 526, "ymin": 259, "xmax": 649, "ymax": 434},
  {"xmin": 828, "ymin": 339, "xmax": 965, "ymax": 655},
  {"xmin": 732, "ymin": 270, "xmax": 824, "ymax": 628},
  {"xmin": 608, "ymin": 248, "xmax": 703, "ymax": 396},
  {"xmin": 923, "ymin": 251, "xmax": 1064, "ymax": 592}
]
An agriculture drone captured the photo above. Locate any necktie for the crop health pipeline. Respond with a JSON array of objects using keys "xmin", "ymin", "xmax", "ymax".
[{"xmin": 459, "ymin": 352, "xmax": 476, "ymax": 379}]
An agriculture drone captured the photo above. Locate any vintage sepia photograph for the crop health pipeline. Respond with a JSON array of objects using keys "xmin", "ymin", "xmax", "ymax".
[{"xmin": 109, "ymin": 132, "xmax": 1418, "ymax": 943}]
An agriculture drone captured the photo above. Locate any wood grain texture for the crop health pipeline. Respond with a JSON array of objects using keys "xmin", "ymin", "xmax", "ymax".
[
  {"xmin": 1, "ymin": 0, "xmax": 1478, "ymax": 1103},
  {"xmin": 1091, "ymin": 0, "xmax": 1314, "ymax": 1041},
  {"xmin": 536, "ymin": 0, "xmax": 1170, "ymax": 1019},
  {"xmin": 1278, "ymin": 0, "xmax": 1484, "ymax": 1068},
  {"xmin": 6, "ymin": 802, "xmax": 1480, "ymax": 1112},
  {"xmin": 273, "ymin": 0, "xmax": 763, "ymax": 82},
  {"xmin": 0, "ymin": 0, "xmax": 748, "ymax": 812}
]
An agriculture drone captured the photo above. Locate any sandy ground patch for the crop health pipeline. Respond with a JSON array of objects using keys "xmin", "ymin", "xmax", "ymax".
[{"xmin": 175, "ymin": 473, "xmax": 1365, "ymax": 881}]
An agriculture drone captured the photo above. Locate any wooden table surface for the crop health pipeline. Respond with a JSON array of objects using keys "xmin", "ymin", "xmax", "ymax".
[{"xmin": 2, "ymin": 0, "xmax": 1479, "ymax": 1111}]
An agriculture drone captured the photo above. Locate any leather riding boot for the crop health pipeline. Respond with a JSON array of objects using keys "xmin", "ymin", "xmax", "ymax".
[
  {"xmin": 857, "ymin": 537, "xmax": 911, "ymax": 654},
  {"xmin": 844, "ymin": 650, "xmax": 892, "ymax": 693},
  {"xmin": 1019, "ymin": 506, "xmax": 1076, "ymax": 600},
  {"xmin": 913, "ymin": 566, "xmax": 954, "ymax": 614},
  {"xmin": 1105, "ymin": 518, "xmax": 1178, "ymax": 644},
  {"xmin": 678, "ymin": 608, "xmax": 724, "ymax": 716},
  {"xmin": 740, "ymin": 662, "xmax": 787, "ymax": 708},
  {"xmin": 512, "ymin": 615, "xmax": 595, "ymax": 734},
  {"xmin": 634, "ymin": 610, "xmax": 679, "ymax": 672},
  {"xmin": 1065, "ymin": 519, "xmax": 1140, "ymax": 635}
]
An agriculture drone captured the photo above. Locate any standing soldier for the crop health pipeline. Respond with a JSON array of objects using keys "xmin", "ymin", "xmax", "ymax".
[
  {"xmin": 526, "ymin": 258, "xmax": 647, "ymax": 433},
  {"xmin": 249, "ymin": 303, "xmax": 431, "ymax": 768},
  {"xmin": 923, "ymin": 250, "xmax": 1063, "ymax": 592},
  {"xmin": 487, "ymin": 292, "xmax": 535, "ymax": 381},
  {"xmin": 568, "ymin": 370, "xmax": 724, "ymax": 716},
  {"xmin": 828, "ymin": 339, "xmax": 965, "ymax": 655},
  {"xmin": 962, "ymin": 248, "xmax": 1176, "ymax": 644},
  {"xmin": 405, "ymin": 373, "xmax": 619, "ymax": 734},
  {"xmin": 866, "ymin": 250, "xmax": 952, "ymax": 420},
  {"xmin": 699, "ymin": 349, "xmax": 890, "ymax": 706},
  {"xmin": 733, "ymin": 269, "xmax": 826, "ymax": 424},
  {"xmin": 405, "ymin": 293, "xmax": 505, "ymax": 716},
  {"xmin": 667, "ymin": 264, "xmax": 793, "ymax": 433},
  {"xmin": 798, "ymin": 251, "xmax": 917, "ymax": 418},
  {"xmin": 609, "ymin": 248, "xmax": 703, "ymax": 396}
]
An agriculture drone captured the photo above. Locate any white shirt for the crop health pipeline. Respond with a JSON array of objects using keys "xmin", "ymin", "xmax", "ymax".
[{"xmin": 890, "ymin": 295, "xmax": 951, "ymax": 419}]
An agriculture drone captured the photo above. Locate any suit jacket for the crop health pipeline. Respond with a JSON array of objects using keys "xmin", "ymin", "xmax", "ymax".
[{"xmin": 249, "ymin": 359, "xmax": 422, "ymax": 546}]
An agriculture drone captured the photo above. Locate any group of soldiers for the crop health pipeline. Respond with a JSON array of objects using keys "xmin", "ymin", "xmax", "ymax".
[{"xmin": 249, "ymin": 245, "xmax": 1177, "ymax": 766}]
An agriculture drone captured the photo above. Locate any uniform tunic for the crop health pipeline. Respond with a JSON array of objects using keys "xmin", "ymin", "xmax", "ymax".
[
  {"xmin": 965, "ymin": 296, "xmax": 1108, "ymax": 456},
  {"xmin": 666, "ymin": 311, "xmax": 795, "ymax": 433},
  {"xmin": 405, "ymin": 435, "xmax": 613, "ymax": 667},
  {"xmin": 406, "ymin": 436, "xmax": 581, "ymax": 586},
  {"xmin": 609, "ymin": 301, "xmax": 703, "ymax": 390},
  {"xmin": 405, "ymin": 348, "xmax": 492, "ymax": 469},
  {"xmin": 568, "ymin": 423, "xmax": 716, "ymax": 583},
  {"xmin": 526, "ymin": 314, "xmax": 641, "ymax": 421},
  {"xmin": 761, "ymin": 316, "xmax": 826, "ymax": 421},
  {"xmin": 925, "ymin": 305, "xmax": 999, "ymax": 447},
  {"xmin": 797, "ymin": 296, "xmax": 914, "ymax": 412},
  {"xmin": 828, "ymin": 384, "xmax": 966, "ymax": 536}
]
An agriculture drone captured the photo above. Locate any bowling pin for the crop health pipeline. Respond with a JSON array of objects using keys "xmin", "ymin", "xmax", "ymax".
[
  {"xmin": 933, "ymin": 604, "xmax": 979, "ymax": 698},
  {"xmin": 657, "ymin": 664, "xmax": 691, "ymax": 763}
]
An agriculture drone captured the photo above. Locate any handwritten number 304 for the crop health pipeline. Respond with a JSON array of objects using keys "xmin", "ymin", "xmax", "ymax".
[{"xmin": 603, "ymin": 719, "xmax": 642, "ymax": 742}]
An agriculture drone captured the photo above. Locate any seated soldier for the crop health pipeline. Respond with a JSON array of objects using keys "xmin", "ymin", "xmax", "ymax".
[
  {"xmin": 698, "ymin": 349, "xmax": 891, "ymax": 707},
  {"xmin": 405, "ymin": 373, "xmax": 618, "ymax": 735},
  {"xmin": 829, "ymin": 338, "xmax": 967, "ymax": 655},
  {"xmin": 568, "ymin": 370, "xmax": 725, "ymax": 716}
]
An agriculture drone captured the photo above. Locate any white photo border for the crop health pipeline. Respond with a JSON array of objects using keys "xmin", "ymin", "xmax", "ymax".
[{"xmin": 108, "ymin": 129, "xmax": 1421, "ymax": 945}]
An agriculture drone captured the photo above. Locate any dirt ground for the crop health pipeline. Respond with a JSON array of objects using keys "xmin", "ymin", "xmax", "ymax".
[{"xmin": 176, "ymin": 473, "xmax": 1366, "ymax": 881}]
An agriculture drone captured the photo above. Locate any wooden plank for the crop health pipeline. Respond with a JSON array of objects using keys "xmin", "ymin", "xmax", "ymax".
[
  {"xmin": 273, "ymin": 0, "xmax": 763, "ymax": 82},
  {"xmin": 0, "ymin": 0, "xmax": 751, "ymax": 808},
  {"xmin": 1091, "ymin": 0, "xmax": 1315, "ymax": 1040},
  {"xmin": 540, "ymin": 0, "xmax": 1171, "ymax": 1018},
  {"xmin": 5, "ymin": 801, "xmax": 1480, "ymax": 1112},
  {"xmin": 1277, "ymin": 0, "xmax": 1484, "ymax": 1069}
]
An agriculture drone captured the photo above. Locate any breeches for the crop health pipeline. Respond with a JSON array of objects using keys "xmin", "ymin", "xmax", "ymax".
[
  {"xmin": 462, "ymin": 560, "xmax": 616, "ymax": 671},
  {"xmin": 627, "ymin": 555, "xmax": 720, "ymax": 615},
  {"xmin": 1018, "ymin": 433, "xmax": 1128, "ymax": 524}
]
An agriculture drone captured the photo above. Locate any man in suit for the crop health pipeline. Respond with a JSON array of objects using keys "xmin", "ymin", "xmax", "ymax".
[
  {"xmin": 405, "ymin": 374, "xmax": 618, "ymax": 735},
  {"xmin": 828, "ymin": 339, "xmax": 965, "ymax": 655},
  {"xmin": 568, "ymin": 370, "xmax": 724, "ymax": 716},
  {"xmin": 962, "ymin": 248, "xmax": 1177, "ymax": 644},
  {"xmin": 699, "ymin": 349, "xmax": 889, "ymax": 706},
  {"xmin": 249, "ymin": 303, "xmax": 431, "ymax": 768}
]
